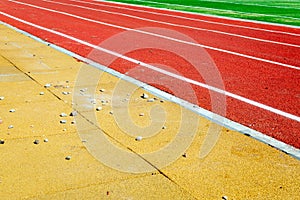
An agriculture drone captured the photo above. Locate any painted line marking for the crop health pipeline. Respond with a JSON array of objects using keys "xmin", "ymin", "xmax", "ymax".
[
  {"xmin": 121, "ymin": 0, "xmax": 300, "ymax": 21},
  {"xmin": 8, "ymin": 0, "xmax": 300, "ymax": 71},
  {"xmin": 89, "ymin": 0, "xmax": 300, "ymax": 35},
  {"xmin": 1, "ymin": 20, "xmax": 299, "ymax": 160},
  {"xmin": 1, "ymin": 11, "xmax": 299, "ymax": 123},
  {"xmin": 43, "ymin": 0, "xmax": 300, "ymax": 48}
]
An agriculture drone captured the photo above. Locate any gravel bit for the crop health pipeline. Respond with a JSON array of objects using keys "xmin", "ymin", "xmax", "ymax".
[
  {"xmin": 65, "ymin": 156, "xmax": 71, "ymax": 160},
  {"xmin": 39, "ymin": 92, "xmax": 45, "ymax": 95},
  {"xmin": 8, "ymin": 125, "xmax": 14, "ymax": 129},
  {"xmin": 0, "ymin": 96, "xmax": 5, "ymax": 100},
  {"xmin": 99, "ymin": 89, "xmax": 106, "ymax": 92},
  {"xmin": 44, "ymin": 83, "xmax": 51, "ymax": 88},
  {"xmin": 141, "ymin": 93, "xmax": 149, "ymax": 99},
  {"xmin": 60, "ymin": 120, "xmax": 67, "ymax": 124},
  {"xmin": 44, "ymin": 138, "xmax": 49, "ymax": 143},
  {"xmin": 182, "ymin": 153, "xmax": 187, "ymax": 158},
  {"xmin": 160, "ymin": 100, "xmax": 165, "ymax": 103},
  {"xmin": 71, "ymin": 121, "xmax": 76, "ymax": 124},
  {"xmin": 147, "ymin": 98, "xmax": 155, "ymax": 102},
  {"xmin": 33, "ymin": 140, "xmax": 40, "ymax": 145},
  {"xmin": 69, "ymin": 111, "xmax": 77, "ymax": 116},
  {"xmin": 139, "ymin": 113, "xmax": 145, "ymax": 116},
  {"xmin": 222, "ymin": 196, "xmax": 228, "ymax": 200},
  {"xmin": 96, "ymin": 107, "xmax": 102, "ymax": 111},
  {"xmin": 62, "ymin": 91, "xmax": 70, "ymax": 95},
  {"xmin": 9, "ymin": 109, "xmax": 16, "ymax": 113},
  {"xmin": 60, "ymin": 113, "xmax": 67, "ymax": 117},
  {"xmin": 135, "ymin": 136, "xmax": 143, "ymax": 141},
  {"xmin": 109, "ymin": 111, "xmax": 114, "ymax": 115},
  {"xmin": 162, "ymin": 126, "xmax": 167, "ymax": 130},
  {"xmin": 0, "ymin": 140, "xmax": 5, "ymax": 144}
]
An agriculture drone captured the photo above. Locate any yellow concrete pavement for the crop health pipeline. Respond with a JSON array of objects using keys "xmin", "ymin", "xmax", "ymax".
[{"xmin": 0, "ymin": 24, "xmax": 299, "ymax": 199}]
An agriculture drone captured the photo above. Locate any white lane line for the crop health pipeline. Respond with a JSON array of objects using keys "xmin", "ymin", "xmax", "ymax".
[
  {"xmin": 43, "ymin": 0, "xmax": 300, "ymax": 48},
  {"xmin": 8, "ymin": 0, "xmax": 300, "ymax": 71},
  {"xmin": 1, "ymin": 11, "xmax": 300, "ymax": 123},
  {"xmin": 123, "ymin": 0, "xmax": 300, "ymax": 21},
  {"xmin": 2, "ymin": 20, "xmax": 299, "ymax": 159},
  {"xmin": 202, "ymin": 0, "xmax": 300, "ymax": 10},
  {"xmin": 87, "ymin": 0, "xmax": 300, "ymax": 36}
]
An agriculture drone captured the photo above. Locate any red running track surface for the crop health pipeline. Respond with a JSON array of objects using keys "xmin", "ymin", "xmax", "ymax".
[{"xmin": 0, "ymin": 0, "xmax": 299, "ymax": 148}]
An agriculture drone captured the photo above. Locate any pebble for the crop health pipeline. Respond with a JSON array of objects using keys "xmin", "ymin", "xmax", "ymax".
[
  {"xmin": 39, "ymin": 92, "xmax": 44, "ymax": 95},
  {"xmin": 33, "ymin": 140, "xmax": 40, "ymax": 145},
  {"xmin": 222, "ymin": 196, "xmax": 228, "ymax": 200},
  {"xmin": 135, "ymin": 136, "xmax": 143, "ymax": 141},
  {"xmin": 147, "ymin": 98, "xmax": 155, "ymax": 102},
  {"xmin": 44, "ymin": 138, "xmax": 49, "ymax": 143},
  {"xmin": 9, "ymin": 109, "xmax": 16, "ymax": 113},
  {"xmin": 162, "ymin": 126, "xmax": 167, "ymax": 130},
  {"xmin": 0, "ymin": 96, "xmax": 4, "ymax": 100},
  {"xmin": 141, "ymin": 93, "xmax": 149, "ymax": 99},
  {"xmin": 109, "ymin": 111, "xmax": 113, "ymax": 115},
  {"xmin": 60, "ymin": 120, "xmax": 67, "ymax": 124},
  {"xmin": 8, "ymin": 125, "xmax": 13, "ymax": 129},
  {"xmin": 70, "ymin": 111, "xmax": 77, "ymax": 116},
  {"xmin": 99, "ymin": 89, "xmax": 106, "ymax": 92},
  {"xmin": 60, "ymin": 113, "xmax": 67, "ymax": 117},
  {"xmin": 139, "ymin": 113, "xmax": 145, "ymax": 116},
  {"xmin": 44, "ymin": 83, "xmax": 51, "ymax": 88},
  {"xmin": 96, "ymin": 107, "xmax": 102, "ymax": 111},
  {"xmin": 71, "ymin": 121, "xmax": 76, "ymax": 124},
  {"xmin": 65, "ymin": 156, "xmax": 71, "ymax": 160},
  {"xmin": 0, "ymin": 140, "xmax": 4, "ymax": 144},
  {"xmin": 62, "ymin": 91, "xmax": 70, "ymax": 95},
  {"xmin": 182, "ymin": 153, "xmax": 187, "ymax": 158}
]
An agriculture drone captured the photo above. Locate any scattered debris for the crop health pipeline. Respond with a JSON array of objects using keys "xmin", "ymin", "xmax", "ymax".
[
  {"xmin": 9, "ymin": 109, "xmax": 16, "ymax": 113},
  {"xmin": 60, "ymin": 120, "xmax": 67, "ymax": 124},
  {"xmin": 39, "ymin": 92, "xmax": 45, "ymax": 95},
  {"xmin": 33, "ymin": 140, "xmax": 40, "ymax": 145},
  {"xmin": 8, "ymin": 125, "xmax": 13, "ymax": 129},
  {"xmin": 141, "ymin": 93, "xmax": 149, "ymax": 99},
  {"xmin": 60, "ymin": 113, "xmax": 67, "ymax": 117},
  {"xmin": 44, "ymin": 83, "xmax": 51, "ymax": 88},
  {"xmin": 96, "ymin": 107, "xmax": 102, "ymax": 111},
  {"xmin": 0, "ymin": 96, "xmax": 4, "ymax": 100},
  {"xmin": 147, "ymin": 98, "xmax": 155, "ymax": 102},
  {"xmin": 70, "ymin": 111, "xmax": 77, "ymax": 116},
  {"xmin": 65, "ymin": 156, "xmax": 71, "ymax": 160},
  {"xmin": 135, "ymin": 136, "xmax": 143, "ymax": 141}
]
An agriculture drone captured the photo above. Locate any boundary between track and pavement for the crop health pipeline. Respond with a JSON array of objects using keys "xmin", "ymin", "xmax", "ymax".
[
  {"xmin": 97, "ymin": 0, "xmax": 300, "ymax": 29},
  {"xmin": 1, "ymin": 21, "xmax": 299, "ymax": 160}
]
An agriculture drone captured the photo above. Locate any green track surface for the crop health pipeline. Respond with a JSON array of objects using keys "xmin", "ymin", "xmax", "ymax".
[{"xmin": 104, "ymin": 0, "xmax": 300, "ymax": 26}]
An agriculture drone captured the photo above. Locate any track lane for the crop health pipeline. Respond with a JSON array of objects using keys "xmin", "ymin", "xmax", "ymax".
[{"xmin": 0, "ymin": 0, "xmax": 299, "ymax": 148}]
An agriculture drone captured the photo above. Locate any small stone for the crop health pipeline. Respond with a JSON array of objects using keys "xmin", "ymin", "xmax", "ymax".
[
  {"xmin": 154, "ymin": 97, "xmax": 159, "ymax": 101},
  {"xmin": 99, "ymin": 89, "xmax": 106, "ymax": 92},
  {"xmin": 8, "ymin": 125, "xmax": 13, "ymax": 129},
  {"xmin": 96, "ymin": 107, "xmax": 102, "ymax": 111},
  {"xmin": 135, "ymin": 136, "xmax": 143, "ymax": 141},
  {"xmin": 33, "ymin": 140, "xmax": 40, "ymax": 145},
  {"xmin": 63, "ymin": 128, "xmax": 67, "ymax": 131},
  {"xmin": 9, "ymin": 109, "xmax": 16, "ymax": 113},
  {"xmin": 139, "ymin": 113, "xmax": 144, "ymax": 116},
  {"xmin": 0, "ymin": 140, "xmax": 5, "ymax": 144},
  {"xmin": 44, "ymin": 83, "xmax": 51, "ymax": 88},
  {"xmin": 162, "ymin": 126, "xmax": 167, "ymax": 130},
  {"xmin": 70, "ymin": 111, "xmax": 77, "ymax": 116},
  {"xmin": 60, "ymin": 120, "xmax": 67, "ymax": 124},
  {"xmin": 222, "ymin": 196, "xmax": 228, "ymax": 200},
  {"xmin": 62, "ymin": 91, "xmax": 70, "ymax": 95},
  {"xmin": 65, "ymin": 156, "xmax": 71, "ymax": 160},
  {"xmin": 109, "ymin": 111, "xmax": 113, "ymax": 115},
  {"xmin": 44, "ymin": 138, "xmax": 49, "ymax": 143},
  {"xmin": 147, "ymin": 98, "xmax": 155, "ymax": 102},
  {"xmin": 182, "ymin": 153, "xmax": 187, "ymax": 158},
  {"xmin": 141, "ymin": 93, "xmax": 149, "ymax": 99},
  {"xmin": 60, "ymin": 113, "xmax": 67, "ymax": 117},
  {"xmin": 160, "ymin": 100, "xmax": 164, "ymax": 103},
  {"xmin": 0, "ymin": 96, "xmax": 5, "ymax": 100},
  {"xmin": 39, "ymin": 92, "xmax": 44, "ymax": 95},
  {"xmin": 71, "ymin": 121, "xmax": 76, "ymax": 124}
]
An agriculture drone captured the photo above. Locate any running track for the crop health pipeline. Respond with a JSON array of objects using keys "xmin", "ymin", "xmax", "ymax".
[{"xmin": 0, "ymin": 0, "xmax": 299, "ymax": 149}]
